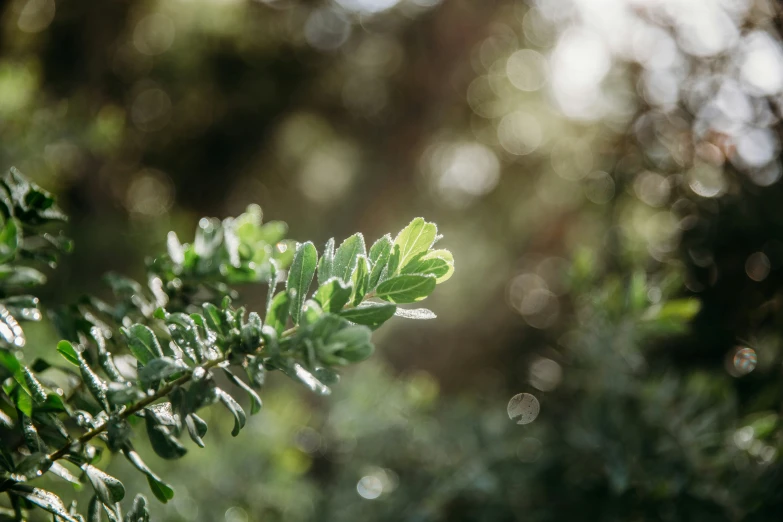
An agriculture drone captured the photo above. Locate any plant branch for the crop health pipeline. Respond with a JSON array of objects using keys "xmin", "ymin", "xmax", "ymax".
[
  {"xmin": 46, "ymin": 356, "xmax": 226, "ymax": 463},
  {"xmin": 46, "ymin": 291, "xmax": 379, "ymax": 463}
]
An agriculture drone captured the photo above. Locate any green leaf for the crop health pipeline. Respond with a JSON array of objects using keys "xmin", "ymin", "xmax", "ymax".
[
  {"xmin": 88, "ymin": 495, "xmax": 102, "ymax": 522},
  {"xmin": 314, "ymin": 278, "xmax": 352, "ymax": 313},
  {"xmin": 0, "ymin": 265, "xmax": 47, "ymax": 287},
  {"xmin": 350, "ymin": 255, "xmax": 370, "ymax": 306},
  {"xmin": 125, "ymin": 494, "xmax": 150, "ymax": 522},
  {"xmin": 245, "ymin": 354, "xmax": 266, "ymax": 387},
  {"xmin": 185, "ymin": 413, "xmax": 208, "ymax": 448},
  {"xmin": 138, "ymin": 357, "xmax": 189, "ymax": 386},
  {"xmin": 144, "ymin": 411, "xmax": 187, "ymax": 460},
  {"xmin": 239, "ymin": 312, "xmax": 263, "ymax": 353},
  {"xmin": 317, "ymin": 238, "xmax": 335, "ymax": 285},
  {"xmin": 122, "ymin": 325, "xmax": 163, "ymax": 365},
  {"xmin": 286, "ymin": 241, "xmax": 317, "ymax": 325},
  {"xmin": 216, "ymin": 388, "xmax": 246, "ymax": 436},
  {"xmin": 3, "ymin": 295, "xmax": 41, "ymax": 322},
  {"xmin": 15, "ymin": 452, "xmax": 52, "ymax": 480},
  {"xmin": 164, "ymin": 313, "xmax": 206, "ymax": 363},
  {"xmin": 401, "ymin": 250, "xmax": 454, "ymax": 283},
  {"xmin": 375, "ymin": 274, "xmax": 437, "ymax": 304},
  {"xmin": 319, "ymin": 325, "xmax": 374, "ymax": 365},
  {"xmin": 368, "ymin": 234, "xmax": 392, "ymax": 289},
  {"xmin": 265, "ymin": 291, "xmax": 291, "ymax": 335},
  {"xmin": 83, "ymin": 465, "xmax": 125, "ymax": 504},
  {"xmin": 50, "ymin": 462, "xmax": 80, "ymax": 484},
  {"xmin": 123, "ymin": 449, "xmax": 174, "ymax": 504},
  {"xmin": 333, "ymin": 233, "xmax": 366, "ymax": 282},
  {"xmin": 0, "ymin": 349, "xmax": 24, "ymax": 383},
  {"xmin": 79, "ymin": 356, "xmax": 110, "ymax": 411},
  {"xmin": 0, "ymin": 217, "xmax": 20, "ymax": 263},
  {"xmin": 301, "ymin": 299, "xmax": 323, "ymax": 326},
  {"xmin": 339, "ymin": 303, "xmax": 397, "ymax": 326},
  {"xmin": 14, "ymin": 387, "xmax": 33, "ymax": 418},
  {"xmin": 106, "ymin": 382, "xmax": 144, "ymax": 405},
  {"xmin": 57, "ymin": 340, "xmax": 80, "ymax": 366},
  {"xmin": 222, "ymin": 369, "xmax": 262, "ymax": 415},
  {"xmin": 21, "ymin": 366, "xmax": 46, "ymax": 404},
  {"xmin": 280, "ymin": 361, "xmax": 331, "ymax": 396},
  {"xmin": 9, "ymin": 485, "xmax": 79, "ymax": 522},
  {"xmin": 394, "ymin": 217, "xmax": 437, "ymax": 269},
  {"xmin": 266, "ymin": 259, "xmax": 278, "ymax": 316},
  {"xmin": 202, "ymin": 303, "xmax": 227, "ymax": 337},
  {"xmin": 384, "ymin": 244, "xmax": 401, "ymax": 281}
]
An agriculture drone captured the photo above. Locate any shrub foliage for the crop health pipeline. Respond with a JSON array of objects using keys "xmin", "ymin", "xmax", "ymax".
[{"xmin": 0, "ymin": 168, "xmax": 453, "ymax": 521}]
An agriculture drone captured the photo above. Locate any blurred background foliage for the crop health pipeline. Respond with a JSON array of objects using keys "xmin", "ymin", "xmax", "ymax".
[{"xmin": 1, "ymin": 0, "xmax": 783, "ymax": 520}]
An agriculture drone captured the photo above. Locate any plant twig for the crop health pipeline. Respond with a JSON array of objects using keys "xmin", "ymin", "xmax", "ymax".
[{"xmin": 46, "ymin": 356, "xmax": 226, "ymax": 463}]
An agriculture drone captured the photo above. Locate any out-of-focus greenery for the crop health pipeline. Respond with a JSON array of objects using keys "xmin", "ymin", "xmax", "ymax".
[{"xmin": 1, "ymin": 0, "xmax": 782, "ymax": 520}]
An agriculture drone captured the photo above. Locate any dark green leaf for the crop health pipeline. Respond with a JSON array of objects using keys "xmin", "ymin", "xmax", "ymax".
[
  {"xmin": 21, "ymin": 366, "xmax": 46, "ymax": 404},
  {"xmin": 202, "ymin": 303, "xmax": 226, "ymax": 337},
  {"xmin": 144, "ymin": 411, "xmax": 187, "ymax": 460},
  {"xmin": 124, "ymin": 494, "xmax": 150, "ymax": 522},
  {"xmin": 216, "ymin": 388, "xmax": 246, "ymax": 436},
  {"xmin": 138, "ymin": 357, "xmax": 189, "ymax": 386},
  {"xmin": 88, "ymin": 495, "xmax": 102, "ymax": 522},
  {"xmin": 222, "ymin": 369, "xmax": 262, "ymax": 415},
  {"xmin": 245, "ymin": 354, "xmax": 266, "ymax": 388},
  {"xmin": 9, "ymin": 485, "xmax": 78, "ymax": 522},
  {"xmin": 79, "ymin": 357, "xmax": 110, "ymax": 411},
  {"xmin": 122, "ymin": 449, "xmax": 174, "ymax": 504},
  {"xmin": 106, "ymin": 382, "xmax": 144, "ymax": 405},
  {"xmin": 83, "ymin": 465, "xmax": 125, "ymax": 504},
  {"xmin": 164, "ymin": 313, "xmax": 206, "ymax": 362},
  {"xmin": 185, "ymin": 413, "xmax": 208, "ymax": 448},
  {"xmin": 122, "ymin": 325, "xmax": 163, "ymax": 365}
]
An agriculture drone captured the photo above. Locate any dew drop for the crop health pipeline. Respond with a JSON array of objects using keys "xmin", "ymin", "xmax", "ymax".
[
  {"xmin": 507, "ymin": 393, "xmax": 540, "ymax": 425},
  {"xmin": 733, "ymin": 347, "xmax": 757, "ymax": 375}
]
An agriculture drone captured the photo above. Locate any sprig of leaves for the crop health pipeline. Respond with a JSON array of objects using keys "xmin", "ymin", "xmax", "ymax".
[{"xmin": 0, "ymin": 169, "xmax": 454, "ymax": 521}]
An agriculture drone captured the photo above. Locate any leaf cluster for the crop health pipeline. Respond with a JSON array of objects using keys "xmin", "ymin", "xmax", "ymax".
[{"xmin": 0, "ymin": 169, "xmax": 453, "ymax": 521}]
